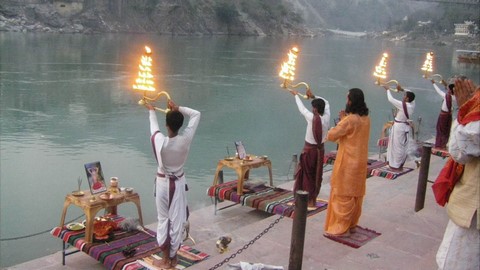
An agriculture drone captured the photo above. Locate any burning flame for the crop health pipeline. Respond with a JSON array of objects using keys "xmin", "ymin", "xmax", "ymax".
[
  {"xmin": 279, "ymin": 47, "xmax": 299, "ymax": 82},
  {"xmin": 133, "ymin": 46, "xmax": 155, "ymax": 92},
  {"xmin": 373, "ymin": 52, "xmax": 388, "ymax": 80},
  {"xmin": 421, "ymin": 51, "xmax": 434, "ymax": 77}
]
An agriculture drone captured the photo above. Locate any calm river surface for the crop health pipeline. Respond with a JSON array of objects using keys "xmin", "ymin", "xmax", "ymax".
[{"xmin": 0, "ymin": 32, "xmax": 478, "ymax": 267}]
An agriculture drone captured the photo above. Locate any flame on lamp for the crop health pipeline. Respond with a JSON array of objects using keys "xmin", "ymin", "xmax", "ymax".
[
  {"xmin": 279, "ymin": 46, "xmax": 298, "ymax": 83},
  {"xmin": 373, "ymin": 52, "xmax": 388, "ymax": 83},
  {"xmin": 421, "ymin": 51, "xmax": 434, "ymax": 78},
  {"xmin": 420, "ymin": 51, "xmax": 443, "ymax": 83},
  {"xmin": 132, "ymin": 46, "xmax": 171, "ymax": 113},
  {"xmin": 373, "ymin": 52, "xmax": 402, "ymax": 92},
  {"xmin": 133, "ymin": 46, "xmax": 155, "ymax": 92},
  {"xmin": 278, "ymin": 46, "xmax": 309, "ymax": 99}
]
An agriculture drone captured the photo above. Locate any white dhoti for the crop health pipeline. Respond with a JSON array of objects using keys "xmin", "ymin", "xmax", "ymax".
[
  {"xmin": 436, "ymin": 219, "xmax": 480, "ymax": 270},
  {"xmin": 155, "ymin": 175, "xmax": 187, "ymax": 258},
  {"xmin": 387, "ymin": 122, "xmax": 411, "ymax": 168}
]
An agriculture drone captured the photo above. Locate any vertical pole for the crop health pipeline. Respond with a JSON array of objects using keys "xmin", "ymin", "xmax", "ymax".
[
  {"xmin": 289, "ymin": 191, "xmax": 308, "ymax": 270},
  {"xmin": 218, "ymin": 170, "xmax": 224, "ymax": 185},
  {"xmin": 415, "ymin": 143, "xmax": 432, "ymax": 212}
]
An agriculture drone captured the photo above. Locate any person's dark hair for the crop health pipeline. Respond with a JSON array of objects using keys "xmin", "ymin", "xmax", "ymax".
[
  {"xmin": 448, "ymin": 84, "xmax": 455, "ymax": 94},
  {"xmin": 311, "ymin": 98, "xmax": 326, "ymax": 115},
  {"xmin": 345, "ymin": 88, "xmax": 369, "ymax": 116},
  {"xmin": 405, "ymin": 91, "xmax": 415, "ymax": 102},
  {"xmin": 166, "ymin": 111, "xmax": 184, "ymax": 133}
]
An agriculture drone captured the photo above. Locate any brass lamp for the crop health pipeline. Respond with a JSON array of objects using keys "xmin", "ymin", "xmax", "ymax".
[
  {"xmin": 133, "ymin": 46, "xmax": 171, "ymax": 113},
  {"xmin": 373, "ymin": 52, "xmax": 402, "ymax": 92},
  {"xmin": 278, "ymin": 46, "xmax": 310, "ymax": 99}
]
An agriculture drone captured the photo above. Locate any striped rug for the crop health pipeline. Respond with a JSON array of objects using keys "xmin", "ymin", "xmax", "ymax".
[
  {"xmin": 51, "ymin": 215, "xmax": 209, "ymax": 270},
  {"xmin": 323, "ymin": 226, "xmax": 381, "ymax": 248},
  {"xmin": 431, "ymin": 147, "xmax": 450, "ymax": 158},
  {"xmin": 323, "ymin": 151, "xmax": 387, "ymax": 178},
  {"xmin": 368, "ymin": 165, "xmax": 414, "ymax": 180},
  {"xmin": 207, "ymin": 181, "xmax": 327, "ymax": 218}
]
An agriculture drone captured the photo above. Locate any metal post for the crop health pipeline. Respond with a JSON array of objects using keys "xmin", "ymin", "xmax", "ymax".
[
  {"xmin": 415, "ymin": 143, "xmax": 432, "ymax": 212},
  {"xmin": 218, "ymin": 170, "xmax": 224, "ymax": 185},
  {"xmin": 288, "ymin": 191, "xmax": 308, "ymax": 270},
  {"xmin": 287, "ymin": 154, "xmax": 298, "ymax": 181}
]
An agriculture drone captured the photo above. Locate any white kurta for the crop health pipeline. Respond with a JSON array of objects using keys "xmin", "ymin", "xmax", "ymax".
[
  {"xmin": 294, "ymin": 95, "xmax": 331, "ymax": 144},
  {"xmin": 436, "ymin": 117, "xmax": 480, "ymax": 270},
  {"xmin": 432, "ymin": 83, "xmax": 456, "ymax": 113},
  {"xmin": 149, "ymin": 106, "xmax": 200, "ymax": 258},
  {"xmin": 386, "ymin": 90, "xmax": 415, "ymax": 168}
]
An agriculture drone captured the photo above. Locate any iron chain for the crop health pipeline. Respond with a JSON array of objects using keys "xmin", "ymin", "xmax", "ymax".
[{"xmin": 208, "ymin": 214, "xmax": 285, "ymax": 270}]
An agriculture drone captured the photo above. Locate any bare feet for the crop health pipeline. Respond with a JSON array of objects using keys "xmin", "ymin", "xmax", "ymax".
[
  {"xmin": 170, "ymin": 255, "xmax": 178, "ymax": 267},
  {"xmin": 324, "ymin": 231, "xmax": 351, "ymax": 238},
  {"xmin": 337, "ymin": 231, "xmax": 351, "ymax": 237},
  {"xmin": 350, "ymin": 226, "xmax": 358, "ymax": 233},
  {"xmin": 389, "ymin": 166, "xmax": 403, "ymax": 172},
  {"xmin": 152, "ymin": 256, "xmax": 172, "ymax": 269}
]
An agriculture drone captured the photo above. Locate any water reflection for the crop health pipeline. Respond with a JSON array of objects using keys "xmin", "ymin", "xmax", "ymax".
[{"xmin": 1, "ymin": 32, "xmax": 478, "ymax": 267}]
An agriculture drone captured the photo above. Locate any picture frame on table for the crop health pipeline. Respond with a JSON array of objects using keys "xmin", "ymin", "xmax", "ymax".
[
  {"xmin": 84, "ymin": 161, "xmax": 107, "ymax": 194},
  {"xmin": 235, "ymin": 141, "xmax": 247, "ymax": 159}
]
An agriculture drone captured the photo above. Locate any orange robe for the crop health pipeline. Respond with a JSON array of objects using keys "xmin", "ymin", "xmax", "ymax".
[{"xmin": 324, "ymin": 114, "xmax": 370, "ymax": 235}]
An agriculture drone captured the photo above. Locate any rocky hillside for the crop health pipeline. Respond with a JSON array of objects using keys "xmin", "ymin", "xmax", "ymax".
[
  {"xmin": 0, "ymin": 0, "xmax": 442, "ymax": 36},
  {"xmin": 0, "ymin": 0, "xmax": 309, "ymax": 35}
]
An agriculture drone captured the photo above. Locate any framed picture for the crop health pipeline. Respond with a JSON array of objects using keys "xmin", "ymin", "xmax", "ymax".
[
  {"xmin": 84, "ymin": 161, "xmax": 107, "ymax": 194},
  {"xmin": 235, "ymin": 141, "xmax": 247, "ymax": 159}
]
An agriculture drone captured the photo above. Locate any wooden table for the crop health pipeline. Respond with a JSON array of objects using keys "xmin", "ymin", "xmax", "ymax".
[
  {"xmin": 59, "ymin": 190, "xmax": 143, "ymax": 243},
  {"xmin": 212, "ymin": 156, "xmax": 273, "ymax": 195}
]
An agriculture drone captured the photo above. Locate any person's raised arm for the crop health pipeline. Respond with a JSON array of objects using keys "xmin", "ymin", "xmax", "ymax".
[
  {"xmin": 432, "ymin": 81, "xmax": 446, "ymax": 98},
  {"xmin": 178, "ymin": 106, "xmax": 201, "ymax": 140},
  {"xmin": 146, "ymin": 103, "xmax": 161, "ymax": 135},
  {"xmin": 386, "ymin": 90, "xmax": 403, "ymax": 110},
  {"xmin": 293, "ymin": 92, "xmax": 311, "ymax": 119},
  {"xmin": 315, "ymin": 95, "xmax": 330, "ymax": 121}
]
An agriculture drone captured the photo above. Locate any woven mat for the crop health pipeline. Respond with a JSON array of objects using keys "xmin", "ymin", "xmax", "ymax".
[
  {"xmin": 207, "ymin": 181, "xmax": 327, "ymax": 218},
  {"xmin": 127, "ymin": 245, "xmax": 209, "ymax": 270},
  {"xmin": 323, "ymin": 151, "xmax": 387, "ymax": 178},
  {"xmin": 51, "ymin": 215, "xmax": 208, "ymax": 270},
  {"xmin": 431, "ymin": 147, "xmax": 450, "ymax": 158},
  {"xmin": 323, "ymin": 226, "xmax": 381, "ymax": 248},
  {"xmin": 369, "ymin": 165, "xmax": 414, "ymax": 180},
  {"xmin": 324, "ymin": 151, "xmax": 337, "ymax": 165}
]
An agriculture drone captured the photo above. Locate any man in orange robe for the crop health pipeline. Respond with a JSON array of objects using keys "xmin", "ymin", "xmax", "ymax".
[{"xmin": 324, "ymin": 88, "xmax": 370, "ymax": 237}]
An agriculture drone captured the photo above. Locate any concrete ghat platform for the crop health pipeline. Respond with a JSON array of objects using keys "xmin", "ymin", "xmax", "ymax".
[{"xmin": 6, "ymin": 154, "xmax": 449, "ymax": 270}]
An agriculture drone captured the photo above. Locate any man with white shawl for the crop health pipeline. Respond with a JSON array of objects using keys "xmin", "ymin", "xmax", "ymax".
[{"xmin": 436, "ymin": 78, "xmax": 479, "ymax": 270}]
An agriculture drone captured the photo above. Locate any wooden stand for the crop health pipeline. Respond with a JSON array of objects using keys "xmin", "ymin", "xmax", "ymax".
[
  {"xmin": 59, "ymin": 190, "xmax": 143, "ymax": 243},
  {"xmin": 212, "ymin": 156, "xmax": 273, "ymax": 195}
]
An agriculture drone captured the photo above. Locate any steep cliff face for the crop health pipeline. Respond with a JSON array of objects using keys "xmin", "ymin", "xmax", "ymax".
[
  {"xmin": 0, "ymin": 0, "xmax": 309, "ymax": 35},
  {"xmin": 0, "ymin": 0, "xmax": 435, "ymax": 35}
]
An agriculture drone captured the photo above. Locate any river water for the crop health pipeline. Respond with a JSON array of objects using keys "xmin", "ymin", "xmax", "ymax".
[{"xmin": 0, "ymin": 32, "xmax": 478, "ymax": 267}]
